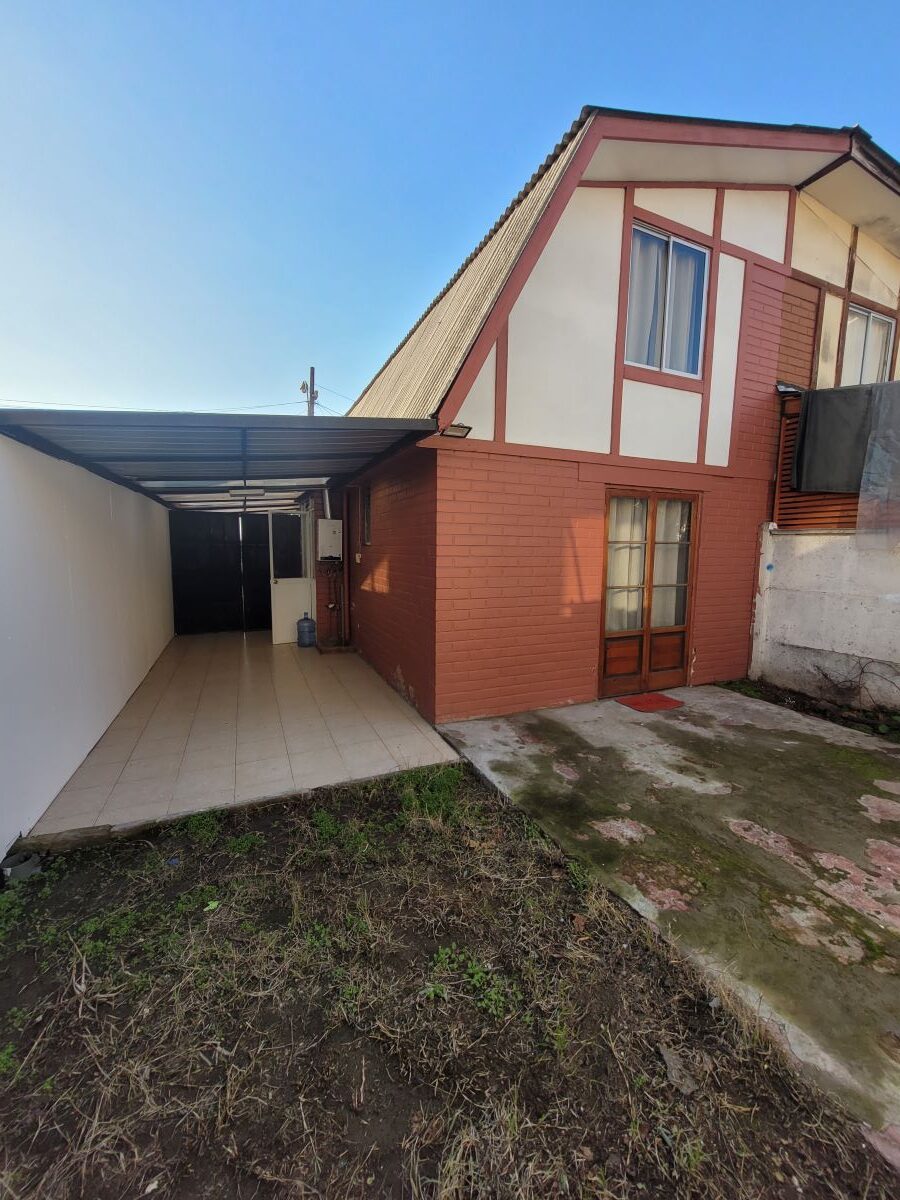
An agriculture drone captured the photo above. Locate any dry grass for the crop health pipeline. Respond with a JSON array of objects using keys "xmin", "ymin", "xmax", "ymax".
[{"xmin": 0, "ymin": 765, "xmax": 894, "ymax": 1198}]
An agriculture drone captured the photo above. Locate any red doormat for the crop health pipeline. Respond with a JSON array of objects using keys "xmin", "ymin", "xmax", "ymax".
[{"xmin": 616, "ymin": 692, "xmax": 684, "ymax": 713}]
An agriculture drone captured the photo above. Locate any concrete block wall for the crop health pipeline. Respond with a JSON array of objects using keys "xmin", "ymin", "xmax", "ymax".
[{"xmin": 752, "ymin": 527, "xmax": 900, "ymax": 709}]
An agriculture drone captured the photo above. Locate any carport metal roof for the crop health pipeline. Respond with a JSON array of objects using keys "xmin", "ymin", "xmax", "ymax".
[{"xmin": 0, "ymin": 409, "xmax": 435, "ymax": 510}]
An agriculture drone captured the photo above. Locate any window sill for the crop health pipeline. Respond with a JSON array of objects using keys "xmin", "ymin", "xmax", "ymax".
[{"xmin": 623, "ymin": 363, "xmax": 704, "ymax": 393}]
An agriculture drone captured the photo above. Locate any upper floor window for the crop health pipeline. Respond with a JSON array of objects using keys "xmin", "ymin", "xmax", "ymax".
[
  {"xmin": 840, "ymin": 304, "xmax": 895, "ymax": 386},
  {"xmin": 625, "ymin": 224, "xmax": 709, "ymax": 378}
]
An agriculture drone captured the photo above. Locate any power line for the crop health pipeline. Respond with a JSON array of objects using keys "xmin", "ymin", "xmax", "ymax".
[
  {"xmin": 318, "ymin": 383, "xmax": 357, "ymax": 405},
  {"xmin": 0, "ymin": 382, "xmax": 355, "ymax": 416}
]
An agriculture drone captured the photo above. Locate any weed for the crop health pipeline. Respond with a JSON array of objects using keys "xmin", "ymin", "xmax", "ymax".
[
  {"xmin": 305, "ymin": 921, "xmax": 332, "ymax": 950},
  {"xmin": 312, "ymin": 808, "xmax": 342, "ymax": 844},
  {"xmin": 173, "ymin": 884, "xmax": 219, "ymax": 915},
  {"xmin": 421, "ymin": 982, "xmax": 447, "ymax": 1002},
  {"xmin": 430, "ymin": 943, "xmax": 523, "ymax": 1020},
  {"xmin": 567, "ymin": 859, "xmax": 591, "ymax": 894},
  {"xmin": 73, "ymin": 906, "xmax": 149, "ymax": 964},
  {"xmin": 721, "ymin": 679, "xmax": 764, "ymax": 700},
  {"xmin": 309, "ymin": 809, "xmax": 374, "ymax": 862},
  {"xmin": 0, "ymin": 1044, "xmax": 16, "ymax": 1075},
  {"xmin": 548, "ymin": 1020, "xmax": 570, "ymax": 1056},
  {"xmin": 400, "ymin": 765, "xmax": 463, "ymax": 825},
  {"xmin": 3, "ymin": 1008, "xmax": 29, "ymax": 1031},
  {"xmin": 0, "ymin": 885, "xmax": 24, "ymax": 946},
  {"xmin": 177, "ymin": 810, "xmax": 222, "ymax": 847},
  {"xmin": 223, "ymin": 832, "xmax": 265, "ymax": 856},
  {"xmin": 334, "ymin": 972, "xmax": 363, "ymax": 1018}
]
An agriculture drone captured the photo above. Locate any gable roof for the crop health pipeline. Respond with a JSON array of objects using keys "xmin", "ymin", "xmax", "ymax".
[{"xmin": 350, "ymin": 106, "xmax": 900, "ymax": 423}]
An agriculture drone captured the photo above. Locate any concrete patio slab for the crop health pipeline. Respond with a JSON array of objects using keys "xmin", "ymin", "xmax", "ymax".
[{"xmin": 441, "ymin": 686, "xmax": 900, "ymax": 1160}]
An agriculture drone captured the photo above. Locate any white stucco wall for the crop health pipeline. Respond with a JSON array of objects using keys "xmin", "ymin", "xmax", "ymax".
[
  {"xmin": 634, "ymin": 187, "xmax": 715, "ymax": 234},
  {"xmin": 751, "ymin": 526, "xmax": 900, "ymax": 709},
  {"xmin": 0, "ymin": 437, "xmax": 174, "ymax": 853},
  {"xmin": 705, "ymin": 253, "xmax": 745, "ymax": 466},
  {"xmin": 619, "ymin": 378, "xmax": 701, "ymax": 462},
  {"xmin": 791, "ymin": 194, "xmax": 853, "ymax": 288},
  {"xmin": 815, "ymin": 292, "xmax": 844, "ymax": 389},
  {"xmin": 455, "ymin": 344, "xmax": 496, "ymax": 440},
  {"xmin": 721, "ymin": 189, "xmax": 789, "ymax": 262},
  {"xmin": 506, "ymin": 186, "xmax": 623, "ymax": 452},
  {"xmin": 852, "ymin": 230, "xmax": 900, "ymax": 311}
]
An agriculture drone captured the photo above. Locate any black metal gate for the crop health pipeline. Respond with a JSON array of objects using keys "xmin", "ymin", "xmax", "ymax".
[{"xmin": 169, "ymin": 511, "xmax": 272, "ymax": 635}]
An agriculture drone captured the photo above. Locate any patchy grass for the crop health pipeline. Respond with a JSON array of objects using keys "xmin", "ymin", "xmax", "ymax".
[{"xmin": 0, "ymin": 764, "xmax": 894, "ymax": 1198}]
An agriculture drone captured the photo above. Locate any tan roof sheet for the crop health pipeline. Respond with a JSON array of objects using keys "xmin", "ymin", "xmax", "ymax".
[{"xmin": 349, "ymin": 114, "xmax": 591, "ymax": 420}]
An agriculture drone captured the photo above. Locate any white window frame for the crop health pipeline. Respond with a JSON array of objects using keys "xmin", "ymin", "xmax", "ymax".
[
  {"xmin": 841, "ymin": 303, "xmax": 896, "ymax": 386},
  {"xmin": 624, "ymin": 223, "xmax": 710, "ymax": 381}
]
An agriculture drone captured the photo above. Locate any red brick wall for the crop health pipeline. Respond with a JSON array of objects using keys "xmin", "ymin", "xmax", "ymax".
[
  {"xmin": 310, "ymin": 491, "xmax": 344, "ymax": 645},
  {"xmin": 347, "ymin": 447, "xmax": 437, "ymax": 721},
  {"xmin": 435, "ymin": 453, "xmax": 606, "ymax": 720}
]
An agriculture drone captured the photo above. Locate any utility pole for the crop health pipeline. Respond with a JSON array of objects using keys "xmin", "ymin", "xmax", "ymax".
[{"xmin": 299, "ymin": 367, "xmax": 318, "ymax": 416}]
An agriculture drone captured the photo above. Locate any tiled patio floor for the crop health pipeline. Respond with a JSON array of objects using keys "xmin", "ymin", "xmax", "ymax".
[{"xmin": 30, "ymin": 632, "xmax": 456, "ymax": 838}]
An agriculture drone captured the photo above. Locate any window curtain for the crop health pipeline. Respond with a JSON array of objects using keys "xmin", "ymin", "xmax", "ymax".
[
  {"xmin": 664, "ymin": 242, "xmax": 706, "ymax": 374},
  {"xmin": 625, "ymin": 229, "xmax": 666, "ymax": 368}
]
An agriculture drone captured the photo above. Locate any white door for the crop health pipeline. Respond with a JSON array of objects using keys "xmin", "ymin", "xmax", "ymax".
[{"xmin": 269, "ymin": 511, "xmax": 316, "ymax": 645}]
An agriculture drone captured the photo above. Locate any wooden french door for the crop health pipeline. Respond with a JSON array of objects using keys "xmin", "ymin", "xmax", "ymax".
[{"xmin": 600, "ymin": 492, "xmax": 696, "ymax": 697}]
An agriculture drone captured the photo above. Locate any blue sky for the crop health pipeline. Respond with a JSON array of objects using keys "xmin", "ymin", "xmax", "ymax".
[{"xmin": 1, "ymin": 1, "xmax": 898, "ymax": 414}]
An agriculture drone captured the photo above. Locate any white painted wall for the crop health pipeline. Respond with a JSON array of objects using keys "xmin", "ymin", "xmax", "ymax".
[
  {"xmin": 721, "ymin": 190, "xmax": 789, "ymax": 262},
  {"xmin": 455, "ymin": 344, "xmax": 495, "ymax": 440},
  {"xmin": 634, "ymin": 188, "xmax": 715, "ymax": 234},
  {"xmin": 852, "ymin": 230, "xmax": 900, "ymax": 310},
  {"xmin": 751, "ymin": 526, "xmax": 900, "ymax": 709},
  {"xmin": 816, "ymin": 292, "xmax": 845, "ymax": 389},
  {"xmin": 791, "ymin": 194, "xmax": 852, "ymax": 287},
  {"xmin": 506, "ymin": 186, "xmax": 623, "ymax": 452},
  {"xmin": 619, "ymin": 378, "xmax": 701, "ymax": 462},
  {"xmin": 0, "ymin": 438, "xmax": 173, "ymax": 853},
  {"xmin": 706, "ymin": 253, "xmax": 745, "ymax": 466}
]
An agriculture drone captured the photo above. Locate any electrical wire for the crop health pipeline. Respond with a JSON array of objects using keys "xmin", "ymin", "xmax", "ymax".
[{"xmin": 0, "ymin": 380, "xmax": 357, "ymax": 415}]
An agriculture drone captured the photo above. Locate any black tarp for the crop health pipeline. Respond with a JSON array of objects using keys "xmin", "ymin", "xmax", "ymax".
[{"xmin": 792, "ymin": 383, "xmax": 888, "ymax": 494}]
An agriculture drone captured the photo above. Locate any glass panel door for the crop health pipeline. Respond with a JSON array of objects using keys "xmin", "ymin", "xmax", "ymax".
[
  {"xmin": 605, "ymin": 497, "xmax": 648, "ymax": 633},
  {"xmin": 601, "ymin": 494, "xmax": 695, "ymax": 697},
  {"xmin": 651, "ymin": 499, "xmax": 691, "ymax": 627}
]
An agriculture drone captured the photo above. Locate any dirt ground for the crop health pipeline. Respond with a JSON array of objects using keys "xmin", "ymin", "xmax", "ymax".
[{"xmin": 0, "ymin": 765, "xmax": 896, "ymax": 1198}]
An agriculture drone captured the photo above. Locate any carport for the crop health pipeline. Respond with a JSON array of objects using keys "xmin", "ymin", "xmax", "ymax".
[
  {"xmin": 0, "ymin": 408, "xmax": 451, "ymax": 849},
  {"xmin": 0, "ymin": 408, "xmax": 433, "ymax": 644}
]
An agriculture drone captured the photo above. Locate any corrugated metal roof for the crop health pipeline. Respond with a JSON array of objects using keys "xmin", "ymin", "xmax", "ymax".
[
  {"xmin": 0, "ymin": 409, "xmax": 435, "ymax": 510},
  {"xmin": 349, "ymin": 114, "xmax": 592, "ymax": 420}
]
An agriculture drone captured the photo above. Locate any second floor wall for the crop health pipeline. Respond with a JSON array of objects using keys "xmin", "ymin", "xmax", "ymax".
[{"xmin": 454, "ymin": 182, "xmax": 900, "ymax": 475}]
